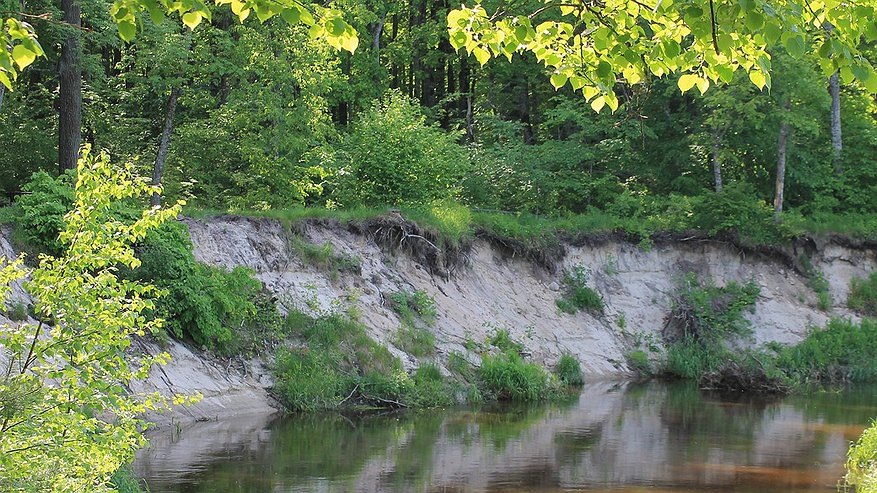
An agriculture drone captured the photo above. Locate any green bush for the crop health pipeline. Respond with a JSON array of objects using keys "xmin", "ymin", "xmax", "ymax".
[
  {"xmin": 690, "ymin": 181, "xmax": 795, "ymax": 245},
  {"xmin": 663, "ymin": 337, "xmax": 726, "ymax": 380},
  {"xmin": 556, "ymin": 265, "xmax": 604, "ymax": 315},
  {"xmin": 389, "ymin": 289, "xmax": 437, "ymax": 326},
  {"xmin": 847, "ymin": 420, "xmax": 877, "ymax": 493},
  {"xmin": 407, "ymin": 363, "xmax": 455, "ymax": 408},
  {"xmin": 666, "ymin": 273, "xmax": 760, "ymax": 344},
  {"xmin": 555, "ymin": 354, "xmax": 584, "ymax": 386},
  {"xmin": 488, "ymin": 328, "xmax": 525, "ymax": 354},
  {"xmin": 6, "ymin": 301, "xmax": 27, "ymax": 322},
  {"xmin": 328, "ymin": 91, "xmax": 470, "ymax": 207},
  {"xmin": 478, "ymin": 352, "xmax": 553, "ymax": 401},
  {"xmin": 849, "ymin": 272, "xmax": 877, "ymax": 316},
  {"xmin": 134, "ymin": 222, "xmax": 281, "ymax": 354},
  {"xmin": 15, "ymin": 171, "xmax": 76, "ymax": 256}
]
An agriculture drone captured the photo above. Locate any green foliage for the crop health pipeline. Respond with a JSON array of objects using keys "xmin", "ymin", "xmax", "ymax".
[
  {"xmin": 663, "ymin": 337, "xmax": 726, "ymax": 380},
  {"xmin": 667, "ymin": 273, "xmax": 760, "ymax": 344},
  {"xmin": 395, "ymin": 325, "xmax": 436, "ymax": 358},
  {"xmin": 799, "ymin": 255, "xmax": 832, "ymax": 311},
  {"xmin": 478, "ymin": 351, "xmax": 554, "ymax": 401},
  {"xmin": 14, "ymin": 170, "xmax": 76, "ymax": 256},
  {"xmin": 448, "ymin": 0, "xmax": 877, "ymax": 111},
  {"xmin": 0, "ymin": 147, "xmax": 197, "ymax": 491},
  {"xmin": 690, "ymin": 182, "xmax": 794, "ymax": 245},
  {"xmin": 133, "ymin": 222, "xmax": 281, "ymax": 355},
  {"xmin": 329, "ymin": 91, "xmax": 470, "ymax": 207},
  {"xmin": 849, "ymin": 272, "xmax": 877, "ymax": 316},
  {"xmin": 275, "ymin": 346, "xmax": 353, "ymax": 412},
  {"xmin": 847, "ymin": 419, "xmax": 877, "ymax": 493},
  {"xmin": 5, "ymin": 300, "xmax": 27, "ymax": 321},
  {"xmin": 625, "ymin": 350, "xmax": 652, "ymax": 375},
  {"xmin": 774, "ymin": 318, "xmax": 877, "ymax": 384},
  {"xmin": 555, "ymin": 354, "xmax": 584, "ymax": 386},
  {"xmin": 390, "ymin": 289, "xmax": 438, "ymax": 326},
  {"xmin": 109, "ymin": 466, "xmax": 147, "ymax": 493},
  {"xmin": 556, "ymin": 265, "xmax": 604, "ymax": 315},
  {"xmin": 488, "ymin": 328, "xmax": 525, "ymax": 354}
]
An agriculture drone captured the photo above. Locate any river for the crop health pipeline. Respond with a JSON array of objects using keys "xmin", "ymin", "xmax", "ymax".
[{"xmin": 135, "ymin": 380, "xmax": 877, "ymax": 492}]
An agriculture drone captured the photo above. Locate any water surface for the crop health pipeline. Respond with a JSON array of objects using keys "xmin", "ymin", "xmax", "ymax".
[{"xmin": 136, "ymin": 381, "xmax": 877, "ymax": 492}]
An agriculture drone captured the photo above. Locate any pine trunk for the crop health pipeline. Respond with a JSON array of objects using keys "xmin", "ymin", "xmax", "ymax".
[{"xmin": 58, "ymin": 0, "xmax": 82, "ymax": 173}]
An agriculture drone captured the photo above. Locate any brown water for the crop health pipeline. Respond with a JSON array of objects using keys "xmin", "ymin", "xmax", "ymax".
[{"xmin": 135, "ymin": 380, "xmax": 877, "ymax": 492}]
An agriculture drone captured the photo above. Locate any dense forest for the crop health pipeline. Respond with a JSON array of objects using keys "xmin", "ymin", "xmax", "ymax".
[
  {"xmin": 2, "ymin": 0, "xmax": 877, "ymax": 240},
  {"xmin": 3, "ymin": 0, "xmax": 877, "ymax": 490}
]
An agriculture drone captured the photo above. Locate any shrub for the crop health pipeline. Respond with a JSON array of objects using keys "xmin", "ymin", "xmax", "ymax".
[
  {"xmin": 556, "ymin": 265, "xmax": 604, "ymax": 315},
  {"xmin": 555, "ymin": 354, "xmax": 584, "ymax": 386},
  {"xmin": 663, "ymin": 337, "xmax": 726, "ymax": 380},
  {"xmin": 664, "ymin": 273, "xmax": 760, "ymax": 344},
  {"xmin": 389, "ymin": 289, "xmax": 437, "ymax": 326},
  {"xmin": 488, "ymin": 328, "xmax": 525, "ymax": 354},
  {"xmin": 134, "ymin": 222, "xmax": 281, "ymax": 354},
  {"xmin": 478, "ymin": 352, "xmax": 553, "ymax": 401},
  {"xmin": 6, "ymin": 301, "xmax": 27, "ymax": 322},
  {"xmin": 407, "ymin": 363, "xmax": 455, "ymax": 408},
  {"xmin": 14, "ymin": 170, "xmax": 76, "ymax": 256},
  {"xmin": 849, "ymin": 272, "xmax": 877, "ymax": 316},
  {"xmin": 329, "ymin": 91, "xmax": 470, "ymax": 207},
  {"xmin": 847, "ymin": 420, "xmax": 877, "ymax": 493},
  {"xmin": 690, "ymin": 181, "xmax": 795, "ymax": 245}
]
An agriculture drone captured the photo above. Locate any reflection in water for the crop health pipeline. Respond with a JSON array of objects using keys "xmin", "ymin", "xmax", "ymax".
[{"xmin": 136, "ymin": 381, "xmax": 877, "ymax": 493}]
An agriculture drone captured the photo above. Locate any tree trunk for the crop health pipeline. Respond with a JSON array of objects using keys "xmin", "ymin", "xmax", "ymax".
[
  {"xmin": 372, "ymin": 15, "xmax": 384, "ymax": 61},
  {"xmin": 711, "ymin": 129, "xmax": 723, "ymax": 192},
  {"xmin": 0, "ymin": 84, "xmax": 5, "ymax": 113},
  {"xmin": 151, "ymin": 87, "xmax": 182, "ymax": 207},
  {"xmin": 829, "ymin": 70, "xmax": 843, "ymax": 174},
  {"xmin": 774, "ymin": 98, "xmax": 791, "ymax": 221},
  {"xmin": 59, "ymin": 0, "xmax": 82, "ymax": 173}
]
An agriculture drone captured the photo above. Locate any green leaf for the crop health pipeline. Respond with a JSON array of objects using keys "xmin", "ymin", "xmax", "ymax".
[
  {"xmin": 118, "ymin": 21, "xmax": 136, "ymax": 42},
  {"xmin": 0, "ymin": 71, "xmax": 12, "ymax": 90},
  {"xmin": 181, "ymin": 11, "xmax": 202, "ymax": 29},
  {"xmin": 280, "ymin": 7, "xmax": 300, "ymax": 24},
  {"xmin": 784, "ymin": 35, "xmax": 805, "ymax": 58},
  {"xmin": 590, "ymin": 95, "xmax": 606, "ymax": 113},
  {"xmin": 748, "ymin": 70, "xmax": 766, "ymax": 89},
  {"xmin": 550, "ymin": 72, "xmax": 568, "ymax": 89},
  {"xmin": 677, "ymin": 73, "xmax": 698, "ymax": 92},
  {"xmin": 11, "ymin": 45, "xmax": 35, "ymax": 70},
  {"xmin": 472, "ymin": 46, "xmax": 490, "ymax": 66}
]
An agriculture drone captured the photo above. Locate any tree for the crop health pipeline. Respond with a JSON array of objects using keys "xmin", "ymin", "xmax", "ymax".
[
  {"xmin": 448, "ymin": 0, "xmax": 877, "ymax": 111},
  {"xmin": 58, "ymin": 0, "xmax": 82, "ymax": 172},
  {"xmin": 0, "ymin": 146, "xmax": 197, "ymax": 491}
]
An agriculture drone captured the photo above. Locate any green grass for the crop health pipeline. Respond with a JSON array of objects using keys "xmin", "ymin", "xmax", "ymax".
[
  {"xmin": 555, "ymin": 354, "xmax": 584, "ymax": 386},
  {"xmin": 774, "ymin": 318, "xmax": 877, "ymax": 385},
  {"xmin": 394, "ymin": 325, "xmax": 436, "ymax": 357},
  {"xmin": 110, "ymin": 466, "xmax": 148, "ymax": 493},
  {"xmin": 849, "ymin": 272, "xmax": 877, "ymax": 316},
  {"xmin": 478, "ymin": 352, "xmax": 556, "ymax": 401},
  {"xmin": 625, "ymin": 349, "xmax": 652, "ymax": 375}
]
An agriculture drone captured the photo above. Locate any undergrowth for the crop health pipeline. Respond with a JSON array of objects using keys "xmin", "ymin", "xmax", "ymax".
[
  {"xmin": 849, "ymin": 272, "xmax": 877, "ymax": 316},
  {"xmin": 556, "ymin": 265, "xmax": 604, "ymax": 315}
]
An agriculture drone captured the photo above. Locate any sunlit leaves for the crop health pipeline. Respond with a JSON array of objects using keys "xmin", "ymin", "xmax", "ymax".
[
  {"xmin": 0, "ymin": 18, "xmax": 44, "ymax": 90},
  {"xmin": 109, "ymin": 0, "xmax": 358, "ymax": 55},
  {"xmin": 0, "ymin": 146, "xmax": 199, "ymax": 491},
  {"xmin": 448, "ymin": 0, "xmax": 877, "ymax": 112}
]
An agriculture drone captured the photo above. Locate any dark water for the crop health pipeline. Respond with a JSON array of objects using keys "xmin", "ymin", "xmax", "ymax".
[{"xmin": 136, "ymin": 381, "xmax": 877, "ymax": 493}]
